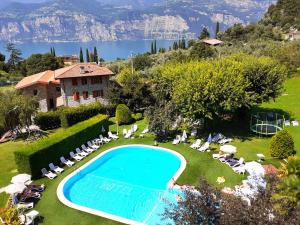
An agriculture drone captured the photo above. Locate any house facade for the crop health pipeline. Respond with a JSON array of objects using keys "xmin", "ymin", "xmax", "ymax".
[
  {"xmin": 15, "ymin": 70, "xmax": 62, "ymax": 112},
  {"xmin": 55, "ymin": 64, "xmax": 114, "ymax": 107},
  {"xmin": 16, "ymin": 63, "xmax": 114, "ymax": 112},
  {"xmin": 285, "ymin": 31, "xmax": 300, "ymax": 41}
]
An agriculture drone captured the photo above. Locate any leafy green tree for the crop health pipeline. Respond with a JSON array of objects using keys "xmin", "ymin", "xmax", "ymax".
[
  {"xmin": 6, "ymin": 43, "xmax": 22, "ymax": 72},
  {"xmin": 199, "ymin": 27, "xmax": 210, "ymax": 40},
  {"xmin": 79, "ymin": 47, "xmax": 84, "ymax": 63},
  {"xmin": 23, "ymin": 53, "xmax": 63, "ymax": 75},
  {"xmin": 132, "ymin": 54, "xmax": 153, "ymax": 71},
  {"xmin": 189, "ymin": 42, "xmax": 215, "ymax": 59},
  {"xmin": 86, "ymin": 48, "xmax": 90, "ymax": 62},
  {"xmin": 93, "ymin": 46, "xmax": 98, "ymax": 63}
]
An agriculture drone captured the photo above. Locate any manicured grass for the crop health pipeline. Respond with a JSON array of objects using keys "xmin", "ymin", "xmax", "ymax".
[
  {"xmin": 0, "ymin": 85, "xmax": 15, "ymax": 92},
  {"xmin": 0, "ymin": 74, "xmax": 299, "ymax": 224}
]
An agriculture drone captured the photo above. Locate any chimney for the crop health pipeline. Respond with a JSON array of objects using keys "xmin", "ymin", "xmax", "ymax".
[{"xmin": 80, "ymin": 66, "xmax": 85, "ymax": 74}]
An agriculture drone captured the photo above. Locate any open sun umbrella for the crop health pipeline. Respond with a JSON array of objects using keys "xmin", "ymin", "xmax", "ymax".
[
  {"xmin": 11, "ymin": 173, "xmax": 31, "ymax": 185},
  {"xmin": 4, "ymin": 183, "xmax": 26, "ymax": 195},
  {"xmin": 220, "ymin": 145, "xmax": 237, "ymax": 154}
]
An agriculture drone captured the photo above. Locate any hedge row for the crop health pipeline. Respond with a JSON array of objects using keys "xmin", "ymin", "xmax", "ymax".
[
  {"xmin": 34, "ymin": 111, "xmax": 61, "ymax": 130},
  {"xmin": 14, "ymin": 114, "xmax": 109, "ymax": 178},
  {"xmin": 34, "ymin": 103, "xmax": 115, "ymax": 130}
]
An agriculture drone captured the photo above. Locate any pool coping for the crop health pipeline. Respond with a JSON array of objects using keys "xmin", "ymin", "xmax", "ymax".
[{"xmin": 57, "ymin": 144, "xmax": 187, "ymax": 225}]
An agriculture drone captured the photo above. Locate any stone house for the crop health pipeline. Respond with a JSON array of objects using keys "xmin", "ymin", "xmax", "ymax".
[
  {"xmin": 285, "ymin": 31, "xmax": 300, "ymax": 41},
  {"xmin": 16, "ymin": 63, "xmax": 114, "ymax": 112},
  {"xmin": 15, "ymin": 70, "xmax": 62, "ymax": 112}
]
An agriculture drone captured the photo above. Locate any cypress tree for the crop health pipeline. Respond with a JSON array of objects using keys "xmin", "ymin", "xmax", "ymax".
[
  {"xmin": 182, "ymin": 38, "xmax": 186, "ymax": 49},
  {"xmin": 215, "ymin": 22, "xmax": 220, "ymax": 38},
  {"xmin": 93, "ymin": 46, "xmax": 98, "ymax": 63},
  {"xmin": 150, "ymin": 42, "xmax": 154, "ymax": 54},
  {"xmin": 79, "ymin": 47, "xmax": 84, "ymax": 62},
  {"xmin": 154, "ymin": 40, "xmax": 157, "ymax": 54},
  {"xmin": 50, "ymin": 47, "xmax": 53, "ymax": 56},
  {"xmin": 199, "ymin": 27, "xmax": 210, "ymax": 40},
  {"xmin": 86, "ymin": 48, "xmax": 90, "ymax": 62},
  {"xmin": 53, "ymin": 47, "xmax": 56, "ymax": 57}
]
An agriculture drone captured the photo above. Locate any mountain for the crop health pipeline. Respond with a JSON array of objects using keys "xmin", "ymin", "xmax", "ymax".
[{"xmin": 0, "ymin": 0, "xmax": 275, "ymax": 43}]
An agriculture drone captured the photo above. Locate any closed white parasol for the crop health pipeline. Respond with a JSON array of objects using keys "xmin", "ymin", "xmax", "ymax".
[
  {"xmin": 220, "ymin": 145, "xmax": 237, "ymax": 154},
  {"xmin": 245, "ymin": 161, "xmax": 265, "ymax": 177}
]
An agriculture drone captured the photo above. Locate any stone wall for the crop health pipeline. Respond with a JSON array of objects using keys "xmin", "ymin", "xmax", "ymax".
[{"xmin": 60, "ymin": 76, "xmax": 110, "ymax": 107}]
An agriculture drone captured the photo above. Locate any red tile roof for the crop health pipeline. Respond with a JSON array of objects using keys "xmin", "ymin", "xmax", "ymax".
[
  {"xmin": 16, "ymin": 70, "xmax": 60, "ymax": 89},
  {"xmin": 54, "ymin": 63, "xmax": 114, "ymax": 79},
  {"xmin": 16, "ymin": 63, "xmax": 114, "ymax": 89}
]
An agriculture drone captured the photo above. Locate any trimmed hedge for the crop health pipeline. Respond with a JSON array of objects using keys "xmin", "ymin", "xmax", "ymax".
[
  {"xmin": 34, "ymin": 111, "xmax": 61, "ymax": 130},
  {"xmin": 115, "ymin": 104, "xmax": 132, "ymax": 124},
  {"xmin": 270, "ymin": 129, "xmax": 294, "ymax": 159},
  {"xmin": 60, "ymin": 103, "xmax": 111, "ymax": 128},
  {"xmin": 14, "ymin": 114, "xmax": 109, "ymax": 178},
  {"xmin": 132, "ymin": 113, "xmax": 143, "ymax": 121}
]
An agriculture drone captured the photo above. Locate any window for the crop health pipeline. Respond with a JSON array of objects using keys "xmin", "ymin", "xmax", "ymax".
[
  {"xmin": 82, "ymin": 91, "xmax": 89, "ymax": 99},
  {"xmin": 73, "ymin": 92, "xmax": 80, "ymax": 101},
  {"xmin": 91, "ymin": 77, "xmax": 102, "ymax": 84},
  {"xmin": 33, "ymin": 89, "xmax": 38, "ymax": 96},
  {"xmin": 81, "ymin": 78, "xmax": 87, "ymax": 85},
  {"xmin": 92, "ymin": 90, "xmax": 104, "ymax": 98},
  {"xmin": 72, "ymin": 78, "xmax": 78, "ymax": 86},
  {"xmin": 56, "ymin": 86, "xmax": 60, "ymax": 92}
]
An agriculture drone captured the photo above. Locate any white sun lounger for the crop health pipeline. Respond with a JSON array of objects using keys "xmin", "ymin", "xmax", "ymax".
[
  {"xmin": 87, "ymin": 141, "xmax": 98, "ymax": 149},
  {"xmin": 123, "ymin": 129, "xmax": 128, "ymax": 137},
  {"xmin": 190, "ymin": 139, "xmax": 201, "ymax": 149},
  {"xmin": 81, "ymin": 144, "xmax": 94, "ymax": 153},
  {"xmin": 41, "ymin": 168, "xmax": 57, "ymax": 179},
  {"xmin": 100, "ymin": 134, "xmax": 111, "ymax": 143},
  {"xmin": 141, "ymin": 128, "xmax": 149, "ymax": 134},
  {"xmin": 70, "ymin": 151, "xmax": 83, "ymax": 161},
  {"xmin": 133, "ymin": 124, "xmax": 138, "ymax": 132},
  {"xmin": 198, "ymin": 142, "xmax": 210, "ymax": 152},
  {"xmin": 108, "ymin": 131, "xmax": 118, "ymax": 140},
  {"xmin": 125, "ymin": 130, "xmax": 133, "ymax": 139},
  {"xmin": 16, "ymin": 202, "xmax": 34, "ymax": 210},
  {"xmin": 218, "ymin": 138, "xmax": 233, "ymax": 145},
  {"xmin": 172, "ymin": 135, "xmax": 181, "ymax": 145},
  {"xmin": 49, "ymin": 163, "xmax": 64, "ymax": 174},
  {"xmin": 76, "ymin": 148, "xmax": 88, "ymax": 157},
  {"xmin": 60, "ymin": 157, "xmax": 74, "ymax": 167}
]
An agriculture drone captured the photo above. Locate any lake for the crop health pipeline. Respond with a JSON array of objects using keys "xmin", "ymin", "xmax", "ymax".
[{"xmin": 0, "ymin": 40, "xmax": 174, "ymax": 61}]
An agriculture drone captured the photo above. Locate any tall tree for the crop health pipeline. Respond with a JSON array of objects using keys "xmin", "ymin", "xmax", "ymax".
[
  {"xmin": 79, "ymin": 47, "xmax": 84, "ymax": 63},
  {"xmin": 6, "ymin": 43, "xmax": 22, "ymax": 72},
  {"xmin": 151, "ymin": 42, "xmax": 154, "ymax": 54},
  {"xmin": 215, "ymin": 21, "xmax": 220, "ymax": 38},
  {"xmin": 154, "ymin": 40, "xmax": 157, "ymax": 54},
  {"xmin": 181, "ymin": 38, "xmax": 186, "ymax": 49},
  {"xmin": 50, "ymin": 47, "xmax": 53, "ymax": 56},
  {"xmin": 86, "ymin": 48, "xmax": 90, "ymax": 62},
  {"xmin": 199, "ymin": 27, "xmax": 210, "ymax": 40},
  {"xmin": 52, "ymin": 47, "xmax": 56, "ymax": 57},
  {"xmin": 93, "ymin": 46, "xmax": 98, "ymax": 63}
]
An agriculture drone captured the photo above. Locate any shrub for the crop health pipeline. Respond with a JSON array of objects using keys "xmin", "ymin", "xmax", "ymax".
[
  {"xmin": 115, "ymin": 104, "xmax": 132, "ymax": 124},
  {"xmin": 132, "ymin": 113, "xmax": 143, "ymax": 121},
  {"xmin": 270, "ymin": 130, "xmax": 294, "ymax": 159},
  {"xmin": 60, "ymin": 102, "xmax": 106, "ymax": 128},
  {"xmin": 34, "ymin": 111, "xmax": 61, "ymax": 130},
  {"xmin": 14, "ymin": 114, "xmax": 109, "ymax": 178}
]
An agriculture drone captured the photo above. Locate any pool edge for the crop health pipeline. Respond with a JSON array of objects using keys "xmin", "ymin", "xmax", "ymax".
[{"xmin": 57, "ymin": 144, "xmax": 187, "ymax": 225}]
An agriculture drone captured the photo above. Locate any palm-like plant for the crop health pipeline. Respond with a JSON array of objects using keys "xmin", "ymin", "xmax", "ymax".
[{"xmin": 276, "ymin": 156, "xmax": 300, "ymax": 205}]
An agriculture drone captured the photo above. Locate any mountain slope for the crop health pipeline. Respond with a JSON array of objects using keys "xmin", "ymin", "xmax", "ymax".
[{"xmin": 0, "ymin": 0, "xmax": 275, "ymax": 43}]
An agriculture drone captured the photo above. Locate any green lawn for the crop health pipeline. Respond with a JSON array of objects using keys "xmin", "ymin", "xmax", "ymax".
[{"xmin": 0, "ymin": 74, "xmax": 299, "ymax": 224}]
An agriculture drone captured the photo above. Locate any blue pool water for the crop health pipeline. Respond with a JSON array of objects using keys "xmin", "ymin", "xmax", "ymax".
[{"xmin": 60, "ymin": 145, "xmax": 185, "ymax": 224}]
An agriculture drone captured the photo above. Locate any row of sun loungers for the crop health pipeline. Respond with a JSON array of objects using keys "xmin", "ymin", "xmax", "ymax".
[
  {"xmin": 189, "ymin": 139, "xmax": 210, "ymax": 152},
  {"xmin": 172, "ymin": 135, "xmax": 187, "ymax": 145},
  {"xmin": 213, "ymin": 153, "xmax": 245, "ymax": 174},
  {"xmin": 41, "ymin": 134, "xmax": 115, "ymax": 180}
]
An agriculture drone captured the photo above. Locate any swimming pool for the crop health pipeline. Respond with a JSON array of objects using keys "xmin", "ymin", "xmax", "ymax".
[{"xmin": 57, "ymin": 144, "xmax": 186, "ymax": 225}]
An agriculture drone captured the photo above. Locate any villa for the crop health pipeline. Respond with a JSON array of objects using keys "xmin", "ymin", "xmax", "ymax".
[
  {"xmin": 285, "ymin": 30, "xmax": 300, "ymax": 41},
  {"xmin": 202, "ymin": 38, "xmax": 224, "ymax": 46},
  {"xmin": 16, "ymin": 63, "xmax": 114, "ymax": 112}
]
